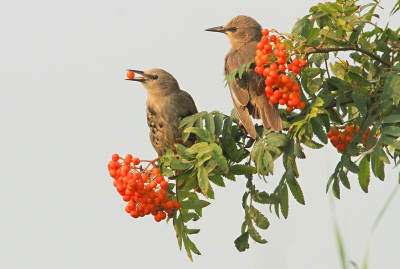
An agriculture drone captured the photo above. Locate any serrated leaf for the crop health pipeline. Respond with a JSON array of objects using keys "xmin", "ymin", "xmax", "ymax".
[
  {"xmin": 209, "ymin": 142, "xmax": 229, "ymax": 173},
  {"xmin": 234, "ymin": 231, "xmax": 249, "ymax": 252},
  {"xmin": 179, "ymin": 111, "xmax": 208, "ymax": 128},
  {"xmin": 180, "ymin": 200, "xmax": 210, "ymax": 210},
  {"xmin": 280, "ymin": 181, "xmax": 289, "ymax": 219},
  {"xmin": 381, "ymin": 136, "xmax": 400, "ymax": 150},
  {"xmin": 382, "ymin": 114, "xmax": 400, "ymax": 124},
  {"xmin": 250, "ymin": 205, "xmax": 270, "ymax": 230},
  {"xmin": 248, "ymin": 221, "xmax": 267, "ymax": 244},
  {"xmin": 332, "ymin": 178, "xmax": 340, "ymax": 199},
  {"xmin": 197, "ymin": 166, "xmax": 209, "ymax": 195},
  {"xmin": 182, "ymin": 212, "xmax": 200, "ymax": 222},
  {"xmin": 383, "ymin": 72, "xmax": 400, "ymax": 105},
  {"xmin": 371, "ymin": 150, "xmax": 385, "ymax": 181},
  {"xmin": 186, "ymin": 228, "xmax": 200, "ymax": 235},
  {"xmin": 343, "ymin": 155, "xmax": 360, "ymax": 173},
  {"xmin": 339, "ymin": 170, "xmax": 350, "ymax": 189},
  {"xmin": 293, "ymin": 143, "xmax": 306, "ymax": 159},
  {"xmin": 204, "ymin": 113, "xmax": 215, "ymax": 134},
  {"xmin": 229, "ymin": 164, "xmax": 257, "ymax": 175},
  {"xmin": 286, "ymin": 167, "xmax": 305, "ymax": 205},
  {"xmin": 213, "ymin": 113, "xmax": 224, "ymax": 136},
  {"xmin": 253, "ymin": 191, "xmax": 280, "ymax": 204},
  {"xmin": 352, "ymin": 90, "xmax": 367, "ymax": 117},
  {"xmin": 184, "ymin": 127, "xmax": 217, "ymax": 143},
  {"xmin": 170, "ymin": 158, "xmax": 195, "ymax": 170},
  {"xmin": 382, "ymin": 125, "xmax": 400, "ymax": 136},
  {"xmin": 302, "ymin": 138, "xmax": 324, "ymax": 149},
  {"xmin": 358, "ymin": 156, "xmax": 370, "ymax": 193},
  {"xmin": 310, "ymin": 117, "xmax": 328, "ymax": 144},
  {"xmin": 208, "ymin": 174, "xmax": 225, "ymax": 187}
]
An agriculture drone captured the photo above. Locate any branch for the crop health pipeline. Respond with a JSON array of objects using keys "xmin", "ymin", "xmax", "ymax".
[{"xmin": 305, "ymin": 46, "xmax": 391, "ymax": 67}]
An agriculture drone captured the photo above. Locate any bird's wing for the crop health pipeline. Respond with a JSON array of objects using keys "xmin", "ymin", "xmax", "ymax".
[
  {"xmin": 227, "ymin": 42, "xmax": 283, "ymax": 132},
  {"xmin": 224, "ymin": 42, "xmax": 262, "ymax": 139}
]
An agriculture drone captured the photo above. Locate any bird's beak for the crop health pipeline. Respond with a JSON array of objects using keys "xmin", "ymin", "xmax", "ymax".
[
  {"xmin": 125, "ymin": 69, "xmax": 147, "ymax": 82},
  {"xmin": 205, "ymin": 26, "xmax": 225, "ymax": 33}
]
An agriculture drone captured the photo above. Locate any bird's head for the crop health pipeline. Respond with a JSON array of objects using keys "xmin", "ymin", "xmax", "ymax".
[
  {"xmin": 126, "ymin": 68, "xmax": 180, "ymax": 95},
  {"xmin": 205, "ymin": 15, "xmax": 262, "ymax": 48}
]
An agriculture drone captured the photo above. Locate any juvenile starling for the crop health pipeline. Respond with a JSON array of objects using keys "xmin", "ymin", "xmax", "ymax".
[
  {"xmin": 126, "ymin": 68, "xmax": 198, "ymax": 157},
  {"xmin": 206, "ymin": 15, "xmax": 283, "ymax": 139}
]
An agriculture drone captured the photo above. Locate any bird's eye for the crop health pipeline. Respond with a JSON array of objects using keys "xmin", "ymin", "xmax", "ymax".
[
  {"xmin": 231, "ymin": 27, "xmax": 237, "ymax": 32},
  {"xmin": 152, "ymin": 75, "xmax": 159, "ymax": 80}
]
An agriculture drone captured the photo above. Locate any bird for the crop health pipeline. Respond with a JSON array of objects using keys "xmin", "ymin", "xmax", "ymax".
[
  {"xmin": 126, "ymin": 68, "xmax": 198, "ymax": 157},
  {"xmin": 206, "ymin": 15, "xmax": 283, "ymax": 139}
]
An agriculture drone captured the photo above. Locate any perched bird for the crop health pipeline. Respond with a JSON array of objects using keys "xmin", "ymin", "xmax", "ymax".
[
  {"xmin": 126, "ymin": 68, "xmax": 198, "ymax": 157},
  {"xmin": 206, "ymin": 15, "xmax": 283, "ymax": 139}
]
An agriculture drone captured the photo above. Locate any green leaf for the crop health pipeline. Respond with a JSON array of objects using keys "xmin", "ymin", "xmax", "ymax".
[
  {"xmin": 184, "ymin": 127, "xmax": 217, "ymax": 143},
  {"xmin": 310, "ymin": 117, "xmax": 328, "ymax": 144},
  {"xmin": 302, "ymin": 138, "xmax": 324, "ymax": 149},
  {"xmin": 383, "ymin": 72, "xmax": 400, "ymax": 105},
  {"xmin": 286, "ymin": 167, "xmax": 305, "ymax": 205},
  {"xmin": 343, "ymin": 155, "xmax": 360, "ymax": 174},
  {"xmin": 197, "ymin": 166, "xmax": 209, "ymax": 195},
  {"xmin": 248, "ymin": 222, "xmax": 267, "ymax": 244},
  {"xmin": 180, "ymin": 200, "xmax": 210, "ymax": 210},
  {"xmin": 170, "ymin": 158, "xmax": 195, "ymax": 170},
  {"xmin": 179, "ymin": 111, "xmax": 208, "ymax": 128},
  {"xmin": 358, "ymin": 156, "xmax": 370, "ymax": 193},
  {"xmin": 371, "ymin": 150, "xmax": 385, "ymax": 181},
  {"xmin": 213, "ymin": 112, "xmax": 224, "ymax": 136},
  {"xmin": 382, "ymin": 125, "xmax": 400, "ymax": 136},
  {"xmin": 332, "ymin": 178, "xmax": 340, "ymax": 199},
  {"xmin": 234, "ymin": 231, "xmax": 249, "ymax": 252},
  {"xmin": 204, "ymin": 113, "xmax": 215, "ymax": 134},
  {"xmin": 352, "ymin": 90, "xmax": 367, "ymax": 117},
  {"xmin": 182, "ymin": 212, "xmax": 200, "ymax": 222},
  {"xmin": 209, "ymin": 142, "xmax": 229, "ymax": 173},
  {"xmin": 253, "ymin": 191, "xmax": 280, "ymax": 204},
  {"xmin": 382, "ymin": 115, "xmax": 400, "ymax": 124},
  {"xmin": 280, "ymin": 182, "xmax": 289, "ymax": 219},
  {"xmin": 294, "ymin": 143, "xmax": 306, "ymax": 159},
  {"xmin": 250, "ymin": 205, "xmax": 270, "ymax": 230},
  {"xmin": 229, "ymin": 164, "xmax": 257, "ymax": 175},
  {"xmin": 208, "ymin": 174, "xmax": 225, "ymax": 187},
  {"xmin": 381, "ymin": 136, "xmax": 400, "ymax": 150},
  {"xmin": 339, "ymin": 170, "xmax": 350, "ymax": 189}
]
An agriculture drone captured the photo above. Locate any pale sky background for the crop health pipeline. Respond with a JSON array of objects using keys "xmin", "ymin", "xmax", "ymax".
[{"xmin": 1, "ymin": 0, "xmax": 399, "ymax": 268}]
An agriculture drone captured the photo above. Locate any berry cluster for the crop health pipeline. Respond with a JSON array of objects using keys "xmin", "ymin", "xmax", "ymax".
[
  {"xmin": 108, "ymin": 154, "xmax": 180, "ymax": 222},
  {"xmin": 254, "ymin": 29, "xmax": 307, "ymax": 112},
  {"xmin": 327, "ymin": 126, "xmax": 371, "ymax": 152}
]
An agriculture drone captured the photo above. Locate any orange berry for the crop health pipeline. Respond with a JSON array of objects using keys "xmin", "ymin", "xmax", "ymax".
[
  {"xmin": 173, "ymin": 201, "xmax": 181, "ymax": 210},
  {"xmin": 336, "ymin": 143, "xmax": 346, "ymax": 152},
  {"xmin": 330, "ymin": 135, "xmax": 339, "ymax": 147},
  {"xmin": 132, "ymin": 158, "xmax": 140, "ymax": 165},
  {"xmin": 286, "ymin": 106, "xmax": 294, "ymax": 112},
  {"xmin": 262, "ymin": 29, "xmax": 269, "ymax": 36},
  {"xmin": 151, "ymin": 168, "xmax": 160, "ymax": 176},
  {"xmin": 345, "ymin": 126, "xmax": 354, "ymax": 134},
  {"xmin": 111, "ymin": 154, "xmax": 119, "ymax": 162},
  {"xmin": 292, "ymin": 65, "xmax": 301, "ymax": 74},
  {"xmin": 300, "ymin": 59, "xmax": 307, "ymax": 67},
  {"xmin": 126, "ymin": 71, "xmax": 135, "ymax": 79}
]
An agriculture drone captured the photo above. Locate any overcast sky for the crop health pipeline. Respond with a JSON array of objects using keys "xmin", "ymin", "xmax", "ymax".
[{"xmin": 1, "ymin": 0, "xmax": 399, "ymax": 268}]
